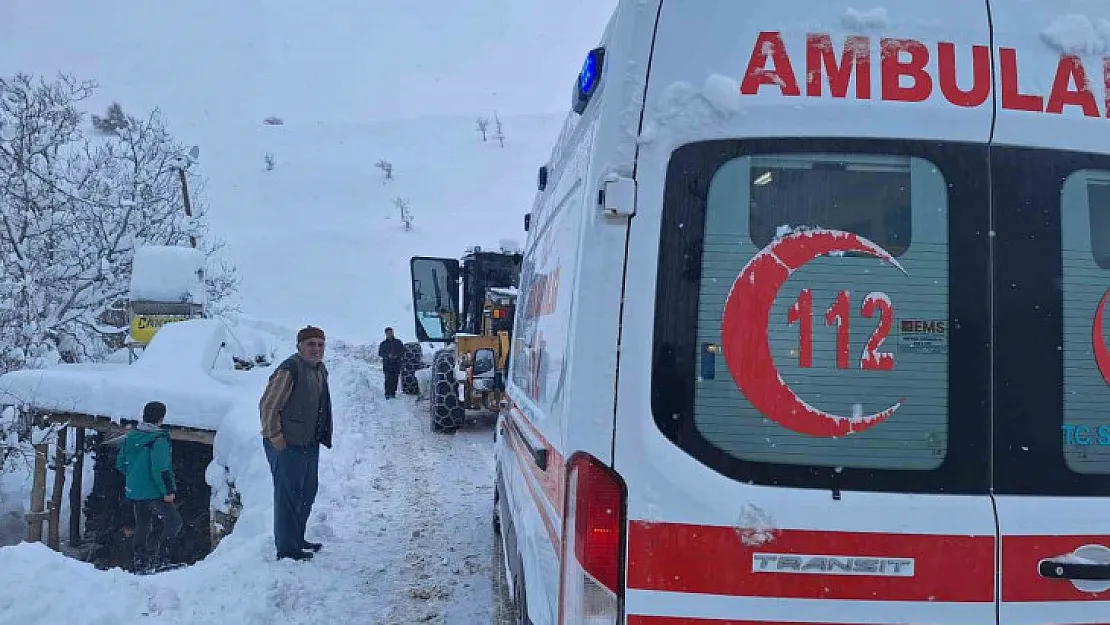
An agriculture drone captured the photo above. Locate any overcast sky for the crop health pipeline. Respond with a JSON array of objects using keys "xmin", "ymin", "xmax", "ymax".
[{"xmin": 0, "ymin": 0, "xmax": 618, "ymax": 125}]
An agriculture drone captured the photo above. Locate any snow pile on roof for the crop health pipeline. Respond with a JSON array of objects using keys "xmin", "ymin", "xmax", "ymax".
[
  {"xmin": 1042, "ymin": 14, "xmax": 1110, "ymax": 55},
  {"xmin": 842, "ymin": 7, "xmax": 890, "ymax": 30},
  {"xmin": 640, "ymin": 77, "xmax": 748, "ymax": 149},
  {"xmin": 0, "ymin": 319, "xmax": 247, "ymax": 430},
  {"xmin": 129, "ymin": 245, "xmax": 207, "ymax": 304},
  {"xmin": 498, "ymin": 238, "xmax": 523, "ymax": 254},
  {"xmin": 702, "ymin": 74, "xmax": 742, "ymax": 116}
]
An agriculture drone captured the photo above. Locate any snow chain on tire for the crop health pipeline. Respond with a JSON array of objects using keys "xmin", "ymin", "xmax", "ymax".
[
  {"xmin": 399, "ymin": 342, "xmax": 423, "ymax": 396},
  {"xmin": 430, "ymin": 348, "xmax": 464, "ymax": 433}
]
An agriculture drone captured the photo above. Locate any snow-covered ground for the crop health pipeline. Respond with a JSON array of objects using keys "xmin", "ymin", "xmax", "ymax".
[{"xmin": 0, "ymin": 344, "xmax": 514, "ymax": 624}]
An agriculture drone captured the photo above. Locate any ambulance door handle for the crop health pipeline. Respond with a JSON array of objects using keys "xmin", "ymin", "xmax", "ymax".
[{"xmin": 1038, "ymin": 558, "xmax": 1110, "ymax": 581}]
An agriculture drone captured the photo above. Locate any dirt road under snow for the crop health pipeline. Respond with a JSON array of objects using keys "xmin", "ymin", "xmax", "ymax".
[{"xmin": 329, "ymin": 347, "xmax": 518, "ymax": 623}]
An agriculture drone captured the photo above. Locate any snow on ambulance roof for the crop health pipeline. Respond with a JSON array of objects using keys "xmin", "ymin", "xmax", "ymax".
[
  {"xmin": 0, "ymin": 319, "xmax": 240, "ymax": 431},
  {"xmin": 129, "ymin": 245, "xmax": 206, "ymax": 304},
  {"xmin": 638, "ymin": 1, "xmax": 1110, "ymax": 155}
]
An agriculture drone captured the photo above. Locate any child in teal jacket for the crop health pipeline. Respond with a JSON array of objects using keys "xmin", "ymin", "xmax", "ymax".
[{"xmin": 115, "ymin": 401, "xmax": 182, "ymax": 574}]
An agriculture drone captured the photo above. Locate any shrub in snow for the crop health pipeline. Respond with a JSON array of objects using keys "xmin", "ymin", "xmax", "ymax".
[
  {"xmin": 375, "ymin": 159, "xmax": 393, "ymax": 181},
  {"xmin": 91, "ymin": 102, "xmax": 128, "ymax": 135},
  {"xmin": 264, "ymin": 152, "xmax": 275, "ymax": 171},
  {"xmin": 493, "ymin": 113, "xmax": 506, "ymax": 148},
  {"xmin": 475, "ymin": 117, "xmax": 490, "ymax": 142},
  {"xmin": 262, "ymin": 116, "xmax": 284, "ymax": 126},
  {"xmin": 394, "ymin": 197, "xmax": 414, "ymax": 231}
]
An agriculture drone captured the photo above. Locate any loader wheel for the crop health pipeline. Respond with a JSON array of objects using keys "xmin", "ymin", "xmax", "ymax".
[
  {"xmin": 430, "ymin": 350, "xmax": 460, "ymax": 434},
  {"xmin": 400, "ymin": 343, "xmax": 423, "ymax": 396}
]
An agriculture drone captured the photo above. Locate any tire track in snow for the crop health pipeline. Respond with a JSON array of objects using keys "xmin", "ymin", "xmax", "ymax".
[{"xmin": 335, "ymin": 348, "xmax": 502, "ymax": 624}]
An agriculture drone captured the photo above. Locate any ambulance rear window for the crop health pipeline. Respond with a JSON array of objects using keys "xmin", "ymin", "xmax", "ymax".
[
  {"xmin": 1060, "ymin": 171, "xmax": 1110, "ymax": 475},
  {"xmin": 653, "ymin": 138, "xmax": 992, "ymax": 494},
  {"xmin": 748, "ymin": 156, "xmax": 912, "ymax": 257},
  {"xmin": 1087, "ymin": 179, "xmax": 1110, "ymax": 270},
  {"xmin": 696, "ymin": 153, "xmax": 947, "ymax": 471}
]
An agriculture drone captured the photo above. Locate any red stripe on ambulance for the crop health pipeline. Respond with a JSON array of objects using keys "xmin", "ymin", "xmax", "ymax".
[
  {"xmin": 1002, "ymin": 535, "xmax": 1110, "ymax": 602},
  {"xmin": 627, "ymin": 618, "xmax": 946, "ymax": 625},
  {"xmin": 626, "ymin": 521, "xmax": 995, "ymax": 602},
  {"xmin": 504, "ymin": 417, "xmax": 561, "ymax": 551},
  {"xmin": 742, "ymin": 31, "xmax": 1110, "ymax": 117},
  {"xmin": 507, "ymin": 406, "xmax": 565, "ymax": 518}
]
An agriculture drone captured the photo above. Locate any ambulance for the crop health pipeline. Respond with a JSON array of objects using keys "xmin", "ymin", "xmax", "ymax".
[{"xmin": 494, "ymin": 1, "xmax": 1110, "ymax": 623}]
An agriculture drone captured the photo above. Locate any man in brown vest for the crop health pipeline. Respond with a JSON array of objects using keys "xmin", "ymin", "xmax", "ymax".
[{"xmin": 259, "ymin": 325, "xmax": 334, "ymax": 561}]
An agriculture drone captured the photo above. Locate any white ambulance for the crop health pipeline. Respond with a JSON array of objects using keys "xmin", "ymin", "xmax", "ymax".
[{"xmin": 494, "ymin": 1, "xmax": 1110, "ymax": 623}]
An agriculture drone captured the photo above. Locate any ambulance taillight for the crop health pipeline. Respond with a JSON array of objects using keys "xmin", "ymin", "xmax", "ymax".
[{"xmin": 559, "ymin": 452, "xmax": 626, "ymax": 624}]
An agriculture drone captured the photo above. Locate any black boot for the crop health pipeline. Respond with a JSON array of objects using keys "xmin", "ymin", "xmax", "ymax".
[
  {"xmin": 277, "ymin": 549, "xmax": 314, "ymax": 561},
  {"xmin": 301, "ymin": 540, "xmax": 323, "ymax": 552},
  {"xmin": 132, "ymin": 552, "xmax": 151, "ymax": 575},
  {"xmin": 150, "ymin": 544, "xmax": 175, "ymax": 572}
]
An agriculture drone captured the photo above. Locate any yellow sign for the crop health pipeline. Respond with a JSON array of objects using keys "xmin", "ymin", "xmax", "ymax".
[{"xmin": 130, "ymin": 314, "xmax": 192, "ymax": 345}]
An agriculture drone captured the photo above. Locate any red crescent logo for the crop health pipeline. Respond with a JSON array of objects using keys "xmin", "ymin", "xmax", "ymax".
[
  {"xmin": 721, "ymin": 228, "xmax": 908, "ymax": 438},
  {"xmin": 1094, "ymin": 289, "xmax": 1110, "ymax": 386}
]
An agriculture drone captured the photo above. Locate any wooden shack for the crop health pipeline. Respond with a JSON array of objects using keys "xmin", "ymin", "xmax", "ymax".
[{"xmin": 20, "ymin": 409, "xmax": 239, "ymax": 571}]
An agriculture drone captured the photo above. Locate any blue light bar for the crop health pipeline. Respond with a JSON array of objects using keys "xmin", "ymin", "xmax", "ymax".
[{"xmin": 573, "ymin": 47, "xmax": 606, "ymax": 114}]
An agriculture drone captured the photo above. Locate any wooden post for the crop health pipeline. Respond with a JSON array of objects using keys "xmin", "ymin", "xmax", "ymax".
[
  {"xmin": 47, "ymin": 427, "xmax": 68, "ymax": 551},
  {"xmin": 177, "ymin": 167, "xmax": 197, "ymax": 248},
  {"xmin": 69, "ymin": 428, "xmax": 85, "ymax": 547},
  {"xmin": 26, "ymin": 443, "xmax": 48, "ymax": 542}
]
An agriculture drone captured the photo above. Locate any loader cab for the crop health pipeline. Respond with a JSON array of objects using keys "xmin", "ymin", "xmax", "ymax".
[
  {"xmin": 459, "ymin": 249, "xmax": 523, "ymax": 335},
  {"xmin": 410, "ymin": 256, "xmax": 460, "ymax": 343},
  {"xmin": 408, "ymin": 250, "xmax": 523, "ymax": 343}
]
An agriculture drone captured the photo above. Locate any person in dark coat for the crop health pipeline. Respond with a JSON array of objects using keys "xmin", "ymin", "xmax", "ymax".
[
  {"xmin": 258, "ymin": 325, "xmax": 334, "ymax": 561},
  {"xmin": 115, "ymin": 401, "xmax": 182, "ymax": 574},
  {"xmin": 377, "ymin": 327, "xmax": 406, "ymax": 399}
]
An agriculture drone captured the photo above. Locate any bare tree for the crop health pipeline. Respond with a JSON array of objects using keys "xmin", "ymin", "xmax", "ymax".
[
  {"xmin": 476, "ymin": 117, "xmax": 490, "ymax": 142},
  {"xmin": 493, "ymin": 113, "xmax": 506, "ymax": 148},
  {"xmin": 394, "ymin": 197, "xmax": 413, "ymax": 231},
  {"xmin": 375, "ymin": 159, "xmax": 393, "ymax": 182}
]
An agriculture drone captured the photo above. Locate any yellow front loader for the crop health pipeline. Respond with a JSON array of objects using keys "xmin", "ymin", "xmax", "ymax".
[{"xmin": 408, "ymin": 246, "xmax": 522, "ymax": 434}]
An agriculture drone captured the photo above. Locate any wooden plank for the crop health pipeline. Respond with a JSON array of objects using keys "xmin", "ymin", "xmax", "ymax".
[
  {"xmin": 47, "ymin": 427, "xmax": 68, "ymax": 550},
  {"xmin": 36, "ymin": 411, "xmax": 215, "ymax": 445},
  {"xmin": 26, "ymin": 443, "xmax": 47, "ymax": 542},
  {"xmin": 23, "ymin": 512, "xmax": 49, "ymax": 523},
  {"xmin": 70, "ymin": 427, "xmax": 85, "ymax": 547}
]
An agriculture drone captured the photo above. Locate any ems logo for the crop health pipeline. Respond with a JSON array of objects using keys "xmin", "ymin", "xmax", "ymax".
[{"xmin": 752, "ymin": 553, "xmax": 916, "ymax": 577}]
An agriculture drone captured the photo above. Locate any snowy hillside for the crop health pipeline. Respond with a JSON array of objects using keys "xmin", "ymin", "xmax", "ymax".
[
  {"xmin": 0, "ymin": 0, "xmax": 615, "ymax": 345},
  {"xmin": 198, "ymin": 112, "xmax": 564, "ymax": 344}
]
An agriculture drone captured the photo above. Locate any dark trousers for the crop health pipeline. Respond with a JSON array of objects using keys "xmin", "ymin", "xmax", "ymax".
[
  {"xmin": 384, "ymin": 365, "xmax": 400, "ymax": 397},
  {"xmin": 132, "ymin": 499, "xmax": 182, "ymax": 559},
  {"xmin": 263, "ymin": 438, "xmax": 320, "ymax": 554}
]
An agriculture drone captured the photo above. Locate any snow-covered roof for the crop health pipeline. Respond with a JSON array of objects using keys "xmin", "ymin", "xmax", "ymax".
[
  {"xmin": 129, "ymin": 245, "xmax": 207, "ymax": 305},
  {"xmin": 0, "ymin": 319, "xmax": 250, "ymax": 431}
]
